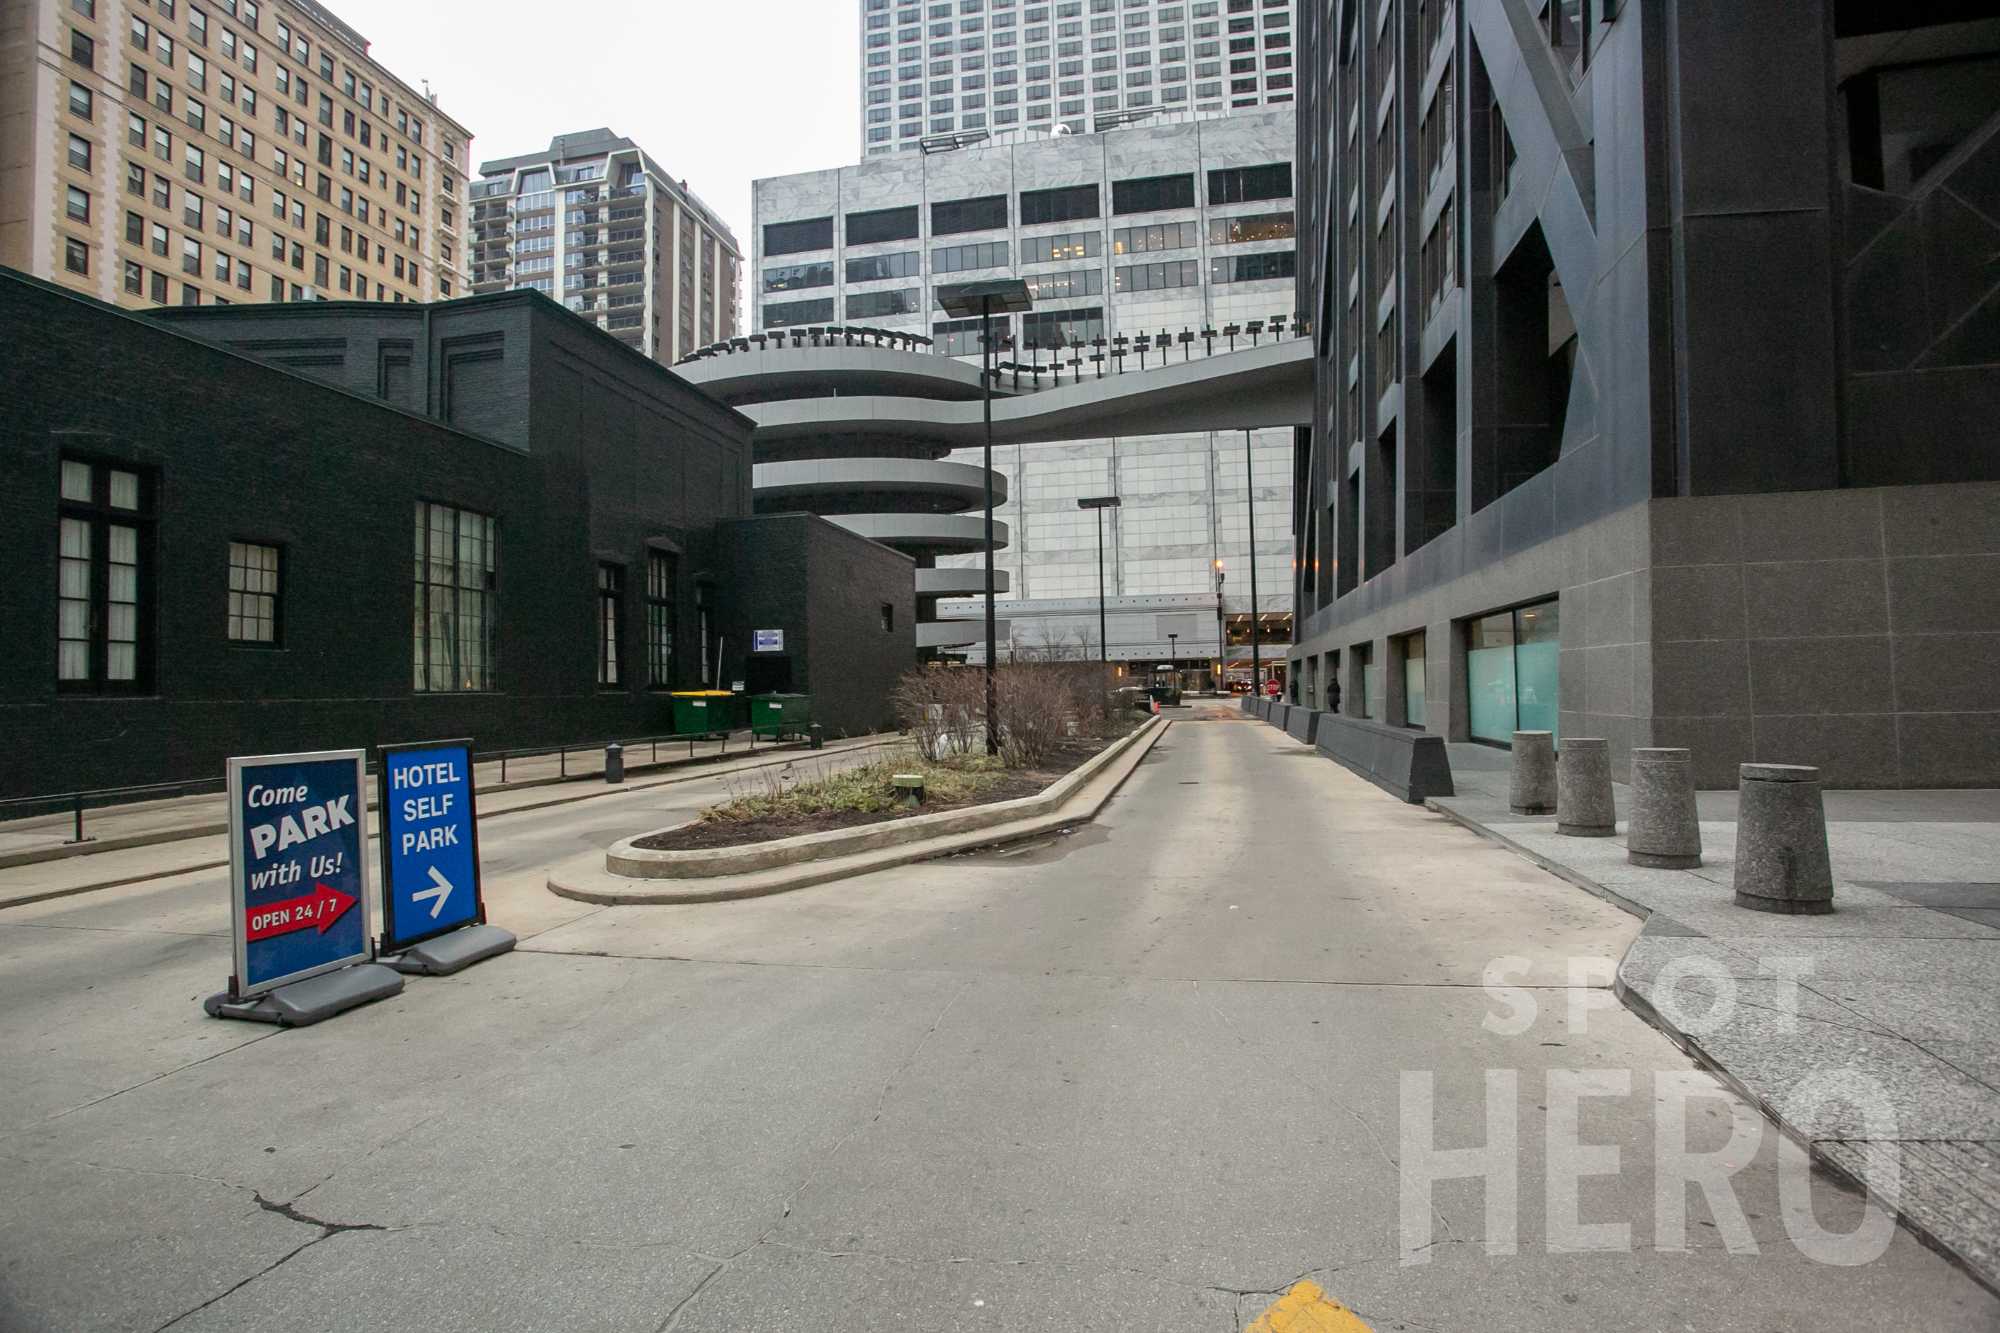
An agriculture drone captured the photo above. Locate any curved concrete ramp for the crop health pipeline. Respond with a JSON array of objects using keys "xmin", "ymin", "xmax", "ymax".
[{"xmin": 736, "ymin": 337, "xmax": 1312, "ymax": 447}]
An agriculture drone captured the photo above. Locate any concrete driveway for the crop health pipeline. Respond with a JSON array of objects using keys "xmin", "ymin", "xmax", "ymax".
[{"xmin": 1, "ymin": 718, "xmax": 1992, "ymax": 1330}]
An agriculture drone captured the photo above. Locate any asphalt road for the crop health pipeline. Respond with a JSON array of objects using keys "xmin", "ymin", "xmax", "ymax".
[{"xmin": 1, "ymin": 714, "xmax": 1992, "ymax": 1331}]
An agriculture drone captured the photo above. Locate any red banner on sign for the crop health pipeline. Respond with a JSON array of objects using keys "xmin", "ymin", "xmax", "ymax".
[{"xmin": 244, "ymin": 883, "xmax": 358, "ymax": 942}]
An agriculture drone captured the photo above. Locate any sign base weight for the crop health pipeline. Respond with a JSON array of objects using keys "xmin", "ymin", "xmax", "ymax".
[
  {"xmin": 381, "ymin": 923, "xmax": 516, "ymax": 976},
  {"xmin": 204, "ymin": 963, "xmax": 404, "ymax": 1027}
]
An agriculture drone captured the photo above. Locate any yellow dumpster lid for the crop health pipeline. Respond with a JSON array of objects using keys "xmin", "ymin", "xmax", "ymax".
[{"xmin": 669, "ymin": 690, "xmax": 737, "ymax": 698}]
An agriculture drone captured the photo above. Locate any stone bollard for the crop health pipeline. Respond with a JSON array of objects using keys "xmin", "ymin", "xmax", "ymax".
[
  {"xmin": 1733, "ymin": 764, "xmax": 1834, "ymax": 914},
  {"xmin": 1556, "ymin": 738, "xmax": 1616, "ymax": 836},
  {"xmin": 1509, "ymin": 731, "xmax": 1558, "ymax": 815},
  {"xmin": 603, "ymin": 743, "xmax": 625, "ymax": 785},
  {"xmin": 1627, "ymin": 748, "xmax": 1702, "ymax": 868}
]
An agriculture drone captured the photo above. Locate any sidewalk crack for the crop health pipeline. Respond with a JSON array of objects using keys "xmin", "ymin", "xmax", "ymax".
[{"xmin": 148, "ymin": 1193, "xmax": 397, "ymax": 1333}]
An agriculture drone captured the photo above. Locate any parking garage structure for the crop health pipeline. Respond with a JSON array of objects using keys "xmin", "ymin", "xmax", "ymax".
[{"xmin": 676, "ymin": 336, "xmax": 1013, "ymax": 654}]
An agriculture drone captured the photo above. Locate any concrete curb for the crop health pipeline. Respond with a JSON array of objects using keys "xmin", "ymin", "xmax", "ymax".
[
  {"xmin": 0, "ymin": 737, "xmax": 902, "ymax": 911},
  {"xmin": 0, "ymin": 822, "xmax": 223, "ymax": 872},
  {"xmin": 548, "ymin": 716, "xmax": 1169, "ymax": 905},
  {"xmin": 1423, "ymin": 795, "xmax": 2000, "ymax": 1300},
  {"xmin": 603, "ymin": 715, "xmax": 1166, "ymax": 879}
]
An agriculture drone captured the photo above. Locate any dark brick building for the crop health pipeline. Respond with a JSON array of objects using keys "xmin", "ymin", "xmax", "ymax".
[
  {"xmin": 0, "ymin": 272, "xmax": 912, "ymax": 799},
  {"xmin": 717, "ymin": 514, "xmax": 914, "ymax": 739}
]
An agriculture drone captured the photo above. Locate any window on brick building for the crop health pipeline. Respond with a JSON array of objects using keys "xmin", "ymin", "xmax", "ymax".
[
  {"xmin": 597, "ymin": 563, "xmax": 624, "ymax": 687},
  {"xmin": 646, "ymin": 550, "xmax": 676, "ymax": 689},
  {"xmin": 413, "ymin": 502, "xmax": 496, "ymax": 692},
  {"xmin": 57, "ymin": 459, "xmax": 154, "ymax": 691},
  {"xmin": 225, "ymin": 540, "xmax": 281, "ymax": 644}
]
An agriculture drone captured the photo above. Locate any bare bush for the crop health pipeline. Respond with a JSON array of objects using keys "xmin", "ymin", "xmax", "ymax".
[
  {"xmin": 893, "ymin": 661, "xmax": 1130, "ymax": 769},
  {"xmin": 992, "ymin": 667, "xmax": 1068, "ymax": 766},
  {"xmin": 891, "ymin": 666, "xmax": 985, "ymax": 758}
]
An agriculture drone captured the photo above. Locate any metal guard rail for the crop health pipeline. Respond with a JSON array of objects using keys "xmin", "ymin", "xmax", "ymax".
[{"xmin": 0, "ymin": 723, "xmax": 796, "ymax": 847}]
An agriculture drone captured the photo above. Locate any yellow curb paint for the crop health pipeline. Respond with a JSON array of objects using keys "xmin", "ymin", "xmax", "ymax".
[{"xmin": 1243, "ymin": 1280, "xmax": 1374, "ymax": 1333}]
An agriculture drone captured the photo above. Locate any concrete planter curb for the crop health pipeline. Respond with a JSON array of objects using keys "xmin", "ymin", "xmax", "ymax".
[
  {"xmin": 566, "ymin": 715, "xmax": 1169, "ymax": 900},
  {"xmin": 1283, "ymin": 707, "xmax": 1323, "ymax": 745},
  {"xmin": 1314, "ymin": 713, "xmax": 1455, "ymax": 803}
]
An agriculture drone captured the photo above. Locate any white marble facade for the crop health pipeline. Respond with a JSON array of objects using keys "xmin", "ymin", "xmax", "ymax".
[
  {"xmin": 751, "ymin": 110, "xmax": 1297, "ymax": 667},
  {"xmin": 857, "ymin": 0, "xmax": 1300, "ymax": 157}
]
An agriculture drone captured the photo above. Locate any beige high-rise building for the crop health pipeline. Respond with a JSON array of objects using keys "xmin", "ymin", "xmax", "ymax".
[
  {"xmin": 470, "ymin": 128, "xmax": 741, "ymax": 366},
  {"xmin": 0, "ymin": 0, "xmax": 471, "ymax": 309}
]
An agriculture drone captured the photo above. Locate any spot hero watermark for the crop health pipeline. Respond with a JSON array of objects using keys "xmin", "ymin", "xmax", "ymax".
[{"xmin": 1394, "ymin": 954, "xmax": 1899, "ymax": 1267}]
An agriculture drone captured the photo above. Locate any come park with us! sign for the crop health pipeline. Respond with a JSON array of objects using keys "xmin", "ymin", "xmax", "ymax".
[{"xmin": 226, "ymin": 749, "xmax": 372, "ymax": 998}]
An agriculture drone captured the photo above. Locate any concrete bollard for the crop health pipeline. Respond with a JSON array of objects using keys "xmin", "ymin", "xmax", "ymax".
[
  {"xmin": 1509, "ymin": 731, "xmax": 1558, "ymax": 815},
  {"xmin": 603, "ymin": 743, "xmax": 625, "ymax": 784},
  {"xmin": 1733, "ymin": 764, "xmax": 1834, "ymax": 914},
  {"xmin": 1627, "ymin": 748, "xmax": 1702, "ymax": 868},
  {"xmin": 1556, "ymin": 738, "xmax": 1616, "ymax": 837}
]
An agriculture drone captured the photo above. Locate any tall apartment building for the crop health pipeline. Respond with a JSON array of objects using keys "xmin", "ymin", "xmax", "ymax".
[
  {"xmin": 0, "ymin": 0, "xmax": 471, "ymax": 309},
  {"xmin": 755, "ymin": 108, "xmax": 1299, "ymax": 677},
  {"xmin": 860, "ymin": 0, "xmax": 1298, "ymax": 157},
  {"xmin": 1287, "ymin": 1, "xmax": 2000, "ymax": 787},
  {"xmin": 469, "ymin": 129, "xmax": 740, "ymax": 366}
]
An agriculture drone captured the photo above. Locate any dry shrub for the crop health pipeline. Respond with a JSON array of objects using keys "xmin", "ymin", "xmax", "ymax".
[
  {"xmin": 892, "ymin": 661, "xmax": 1130, "ymax": 769},
  {"xmin": 703, "ymin": 750, "xmax": 1006, "ymax": 822},
  {"xmin": 891, "ymin": 666, "xmax": 986, "ymax": 758}
]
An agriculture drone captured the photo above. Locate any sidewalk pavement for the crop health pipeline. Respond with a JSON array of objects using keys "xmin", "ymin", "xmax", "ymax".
[
  {"xmin": 1429, "ymin": 742, "xmax": 2000, "ymax": 1293},
  {"xmin": 0, "ymin": 733, "xmax": 898, "ymax": 909}
]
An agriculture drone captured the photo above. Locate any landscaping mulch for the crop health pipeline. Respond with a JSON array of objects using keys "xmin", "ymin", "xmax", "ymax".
[{"xmin": 631, "ymin": 737, "xmax": 1114, "ymax": 851}]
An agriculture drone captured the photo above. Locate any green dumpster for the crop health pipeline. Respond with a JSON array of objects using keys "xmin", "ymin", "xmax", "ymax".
[
  {"xmin": 670, "ymin": 690, "xmax": 741, "ymax": 737},
  {"xmin": 751, "ymin": 693, "xmax": 812, "ymax": 740}
]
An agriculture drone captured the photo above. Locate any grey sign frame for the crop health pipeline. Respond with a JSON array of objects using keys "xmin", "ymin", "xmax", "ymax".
[{"xmin": 227, "ymin": 748, "xmax": 375, "ymax": 1000}]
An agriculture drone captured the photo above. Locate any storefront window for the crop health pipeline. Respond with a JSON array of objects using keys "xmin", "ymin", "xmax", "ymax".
[
  {"xmin": 1402, "ymin": 630, "xmax": 1427, "ymax": 728},
  {"xmin": 1466, "ymin": 600, "xmax": 1559, "ymax": 744},
  {"xmin": 1355, "ymin": 641, "xmax": 1377, "ymax": 719}
]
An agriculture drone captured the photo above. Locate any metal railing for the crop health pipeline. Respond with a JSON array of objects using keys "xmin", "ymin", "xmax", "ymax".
[
  {"xmin": 0, "ymin": 723, "xmax": 816, "ymax": 847},
  {"xmin": 678, "ymin": 314, "xmax": 1312, "ymax": 392},
  {"xmin": 0, "ymin": 777, "xmax": 229, "ymax": 847}
]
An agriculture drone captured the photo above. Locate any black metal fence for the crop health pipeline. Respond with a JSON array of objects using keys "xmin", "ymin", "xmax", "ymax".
[{"xmin": 0, "ymin": 723, "xmax": 807, "ymax": 848}]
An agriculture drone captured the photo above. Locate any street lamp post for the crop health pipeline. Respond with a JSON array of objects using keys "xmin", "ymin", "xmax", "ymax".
[
  {"xmin": 1245, "ymin": 428, "xmax": 1261, "ymax": 692},
  {"xmin": 1213, "ymin": 558, "xmax": 1226, "ymax": 692},
  {"xmin": 938, "ymin": 279, "xmax": 1033, "ymax": 757},
  {"xmin": 1077, "ymin": 495, "xmax": 1121, "ymax": 668},
  {"xmin": 1167, "ymin": 632, "xmax": 1178, "ymax": 682}
]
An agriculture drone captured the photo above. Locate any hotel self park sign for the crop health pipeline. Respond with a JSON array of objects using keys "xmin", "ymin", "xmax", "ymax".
[
  {"xmin": 377, "ymin": 739, "xmax": 486, "ymax": 953},
  {"xmin": 226, "ymin": 749, "xmax": 372, "ymax": 998}
]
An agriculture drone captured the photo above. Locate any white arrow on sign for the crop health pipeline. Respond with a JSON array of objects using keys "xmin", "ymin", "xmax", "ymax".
[{"xmin": 412, "ymin": 865, "xmax": 455, "ymax": 919}]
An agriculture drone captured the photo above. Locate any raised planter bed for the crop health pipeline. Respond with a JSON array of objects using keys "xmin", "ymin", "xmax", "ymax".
[
  {"xmin": 603, "ymin": 715, "xmax": 1166, "ymax": 881},
  {"xmin": 631, "ymin": 740, "xmax": 1109, "ymax": 851}
]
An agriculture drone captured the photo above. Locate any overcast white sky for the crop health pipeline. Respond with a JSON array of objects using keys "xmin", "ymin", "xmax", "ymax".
[{"xmin": 324, "ymin": 0, "xmax": 862, "ymax": 246}]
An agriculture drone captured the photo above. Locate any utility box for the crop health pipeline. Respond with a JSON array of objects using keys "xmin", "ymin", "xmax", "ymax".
[
  {"xmin": 670, "ymin": 690, "xmax": 741, "ymax": 737},
  {"xmin": 751, "ymin": 693, "xmax": 812, "ymax": 740}
]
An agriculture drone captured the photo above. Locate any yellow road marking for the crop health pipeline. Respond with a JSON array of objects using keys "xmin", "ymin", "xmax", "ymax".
[{"xmin": 1243, "ymin": 1280, "xmax": 1374, "ymax": 1333}]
